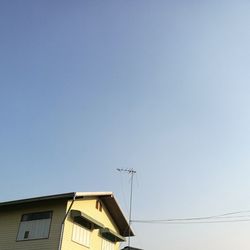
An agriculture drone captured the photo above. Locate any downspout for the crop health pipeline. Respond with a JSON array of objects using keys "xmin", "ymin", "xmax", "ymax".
[{"xmin": 58, "ymin": 192, "xmax": 77, "ymax": 250}]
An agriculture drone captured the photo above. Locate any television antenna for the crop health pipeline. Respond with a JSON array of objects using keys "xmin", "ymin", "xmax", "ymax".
[{"xmin": 117, "ymin": 168, "xmax": 136, "ymax": 249}]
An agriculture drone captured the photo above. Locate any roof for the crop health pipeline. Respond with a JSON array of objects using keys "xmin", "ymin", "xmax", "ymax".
[
  {"xmin": 0, "ymin": 191, "xmax": 134, "ymax": 237},
  {"xmin": 121, "ymin": 247, "xmax": 144, "ymax": 250}
]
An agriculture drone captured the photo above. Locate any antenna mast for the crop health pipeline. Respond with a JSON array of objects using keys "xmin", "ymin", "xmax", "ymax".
[{"xmin": 117, "ymin": 168, "xmax": 136, "ymax": 249}]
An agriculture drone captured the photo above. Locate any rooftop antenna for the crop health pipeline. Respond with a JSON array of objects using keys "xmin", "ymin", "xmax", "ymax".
[{"xmin": 117, "ymin": 168, "xmax": 136, "ymax": 249}]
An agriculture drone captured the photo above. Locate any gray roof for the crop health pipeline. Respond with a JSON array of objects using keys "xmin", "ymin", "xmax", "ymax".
[
  {"xmin": 122, "ymin": 247, "xmax": 144, "ymax": 250},
  {"xmin": 0, "ymin": 192, "xmax": 134, "ymax": 237}
]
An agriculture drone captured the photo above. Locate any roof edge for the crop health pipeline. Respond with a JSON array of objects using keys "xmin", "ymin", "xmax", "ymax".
[
  {"xmin": 75, "ymin": 191, "xmax": 113, "ymax": 198},
  {"xmin": 0, "ymin": 191, "xmax": 115, "ymax": 207},
  {"xmin": 0, "ymin": 192, "xmax": 76, "ymax": 207}
]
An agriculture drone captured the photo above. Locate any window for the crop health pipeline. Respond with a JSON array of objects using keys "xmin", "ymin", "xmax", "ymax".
[
  {"xmin": 72, "ymin": 222, "xmax": 91, "ymax": 247},
  {"xmin": 17, "ymin": 211, "xmax": 52, "ymax": 241},
  {"xmin": 102, "ymin": 238, "xmax": 115, "ymax": 250}
]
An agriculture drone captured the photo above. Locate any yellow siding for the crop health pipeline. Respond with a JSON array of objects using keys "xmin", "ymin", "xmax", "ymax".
[
  {"xmin": 0, "ymin": 200, "xmax": 67, "ymax": 250},
  {"xmin": 61, "ymin": 198, "xmax": 122, "ymax": 250}
]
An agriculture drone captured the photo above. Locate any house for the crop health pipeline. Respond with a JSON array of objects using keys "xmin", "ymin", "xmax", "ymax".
[
  {"xmin": 121, "ymin": 247, "xmax": 143, "ymax": 250},
  {"xmin": 0, "ymin": 192, "xmax": 134, "ymax": 250}
]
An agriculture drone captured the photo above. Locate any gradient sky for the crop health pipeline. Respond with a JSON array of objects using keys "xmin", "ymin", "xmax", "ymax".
[{"xmin": 1, "ymin": 1, "xmax": 250, "ymax": 249}]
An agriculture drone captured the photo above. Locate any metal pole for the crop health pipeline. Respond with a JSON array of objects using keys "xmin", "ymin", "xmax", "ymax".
[
  {"xmin": 128, "ymin": 169, "xmax": 135, "ymax": 249},
  {"xmin": 117, "ymin": 168, "xmax": 136, "ymax": 250}
]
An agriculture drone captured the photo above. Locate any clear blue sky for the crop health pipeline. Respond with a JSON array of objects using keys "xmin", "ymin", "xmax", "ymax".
[{"xmin": 1, "ymin": 1, "xmax": 250, "ymax": 249}]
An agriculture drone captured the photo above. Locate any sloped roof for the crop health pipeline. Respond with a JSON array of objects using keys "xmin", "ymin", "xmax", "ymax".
[
  {"xmin": 0, "ymin": 191, "xmax": 134, "ymax": 237},
  {"xmin": 122, "ymin": 247, "xmax": 143, "ymax": 250}
]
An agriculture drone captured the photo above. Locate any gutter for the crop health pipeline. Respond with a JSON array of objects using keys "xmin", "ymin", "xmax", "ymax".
[{"xmin": 58, "ymin": 192, "xmax": 76, "ymax": 250}]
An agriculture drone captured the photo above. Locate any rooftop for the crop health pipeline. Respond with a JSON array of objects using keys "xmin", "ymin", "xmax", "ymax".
[{"xmin": 0, "ymin": 191, "xmax": 134, "ymax": 237}]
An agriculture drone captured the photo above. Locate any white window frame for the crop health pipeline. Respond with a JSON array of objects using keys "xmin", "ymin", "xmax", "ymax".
[
  {"xmin": 102, "ymin": 238, "xmax": 115, "ymax": 250},
  {"xmin": 72, "ymin": 222, "xmax": 91, "ymax": 247}
]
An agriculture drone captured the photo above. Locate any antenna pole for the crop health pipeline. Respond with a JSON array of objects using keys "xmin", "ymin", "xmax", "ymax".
[{"xmin": 117, "ymin": 168, "xmax": 136, "ymax": 250}]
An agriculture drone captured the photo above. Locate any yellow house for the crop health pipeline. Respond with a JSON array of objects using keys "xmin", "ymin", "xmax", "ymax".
[{"xmin": 0, "ymin": 192, "xmax": 134, "ymax": 250}]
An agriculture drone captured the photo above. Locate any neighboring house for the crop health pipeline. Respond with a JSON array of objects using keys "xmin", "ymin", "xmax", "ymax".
[
  {"xmin": 0, "ymin": 192, "xmax": 134, "ymax": 250},
  {"xmin": 121, "ymin": 247, "xmax": 143, "ymax": 250}
]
